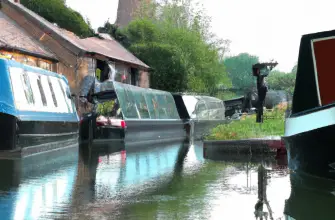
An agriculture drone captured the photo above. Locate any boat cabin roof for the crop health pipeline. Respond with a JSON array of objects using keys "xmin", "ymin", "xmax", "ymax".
[
  {"xmin": 175, "ymin": 94, "xmax": 226, "ymax": 120},
  {"xmin": 93, "ymin": 80, "xmax": 181, "ymax": 120},
  {"xmin": 0, "ymin": 58, "xmax": 78, "ymax": 122},
  {"xmin": 293, "ymin": 29, "xmax": 335, "ymax": 115}
]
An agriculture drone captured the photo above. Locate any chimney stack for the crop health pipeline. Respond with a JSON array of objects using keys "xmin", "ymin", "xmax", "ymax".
[{"xmin": 14, "ymin": 0, "xmax": 20, "ymax": 3}]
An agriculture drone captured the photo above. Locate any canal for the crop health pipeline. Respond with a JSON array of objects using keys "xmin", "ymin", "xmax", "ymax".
[{"xmin": 0, "ymin": 142, "xmax": 334, "ymax": 220}]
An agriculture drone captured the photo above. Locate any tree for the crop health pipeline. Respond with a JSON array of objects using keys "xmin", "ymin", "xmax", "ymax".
[
  {"xmin": 21, "ymin": 0, "xmax": 94, "ymax": 38},
  {"xmin": 267, "ymin": 69, "xmax": 296, "ymax": 95},
  {"xmin": 224, "ymin": 53, "xmax": 259, "ymax": 91},
  {"xmin": 111, "ymin": 0, "xmax": 232, "ymax": 94},
  {"xmin": 98, "ymin": 21, "xmax": 130, "ymax": 47}
]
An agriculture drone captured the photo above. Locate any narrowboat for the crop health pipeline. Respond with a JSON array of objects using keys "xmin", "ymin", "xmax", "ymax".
[
  {"xmin": 283, "ymin": 29, "xmax": 335, "ymax": 179},
  {"xmin": 79, "ymin": 77, "xmax": 187, "ymax": 149},
  {"xmin": 0, "ymin": 58, "xmax": 79, "ymax": 156},
  {"xmin": 172, "ymin": 94, "xmax": 227, "ymax": 140},
  {"xmin": 223, "ymin": 96, "xmax": 244, "ymax": 118}
]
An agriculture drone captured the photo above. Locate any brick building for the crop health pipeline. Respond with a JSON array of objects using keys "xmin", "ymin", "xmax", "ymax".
[{"xmin": 0, "ymin": 0, "xmax": 150, "ymax": 102}]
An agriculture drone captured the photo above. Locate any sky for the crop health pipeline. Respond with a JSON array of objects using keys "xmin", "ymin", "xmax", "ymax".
[{"xmin": 66, "ymin": 0, "xmax": 335, "ymax": 72}]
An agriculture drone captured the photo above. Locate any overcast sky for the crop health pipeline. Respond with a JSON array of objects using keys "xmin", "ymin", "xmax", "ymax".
[{"xmin": 66, "ymin": 0, "xmax": 335, "ymax": 72}]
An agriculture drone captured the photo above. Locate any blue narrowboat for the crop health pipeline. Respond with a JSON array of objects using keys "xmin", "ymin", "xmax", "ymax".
[
  {"xmin": 0, "ymin": 58, "xmax": 79, "ymax": 155},
  {"xmin": 79, "ymin": 78, "xmax": 187, "ymax": 149}
]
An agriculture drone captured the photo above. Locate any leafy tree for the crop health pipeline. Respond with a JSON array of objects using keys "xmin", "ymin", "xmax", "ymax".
[
  {"xmin": 224, "ymin": 53, "xmax": 259, "ymax": 91},
  {"xmin": 21, "ymin": 0, "xmax": 94, "ymax": 37},
  {"xmin": 267, "ymin": 69, "xmax": 296, "ymax": 95},
  {"xmin": 98, "ymin": 21, "xmax": 130, "ymax": 47},
  {"xmin": 111, "ymin": 0, "xmax": 232, "ymax": 94}
]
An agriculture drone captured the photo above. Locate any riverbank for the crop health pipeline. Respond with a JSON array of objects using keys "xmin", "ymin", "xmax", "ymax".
[{"xmin": 206, "ymin": 103, "xmax": 287, "ymax": 140}]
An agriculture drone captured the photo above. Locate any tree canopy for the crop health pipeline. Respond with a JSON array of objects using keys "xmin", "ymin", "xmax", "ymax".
[
  {"xmin": 223, "ymin": 53, "xmax": 259, "ymax": 90},
  {"xmin": 21, "ymin": 0, "xmax": 94, "ymax": 38},
  {"xmin": 267, "ymin": 69, "xmax": 296, "ymax": 95},
  {"xmin": 99, "ymin": 0, "xmax": 232, "ymax": 94}
]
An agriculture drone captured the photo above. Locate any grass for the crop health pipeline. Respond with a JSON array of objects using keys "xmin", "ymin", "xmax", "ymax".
[{"xmin": 205, "ymin": 103, "xmax": 287, "ymax": 140}]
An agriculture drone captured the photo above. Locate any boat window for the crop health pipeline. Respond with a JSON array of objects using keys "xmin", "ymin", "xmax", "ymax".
[
  {"xmin": 22, "ymin": 72, "xmax": 35, "ymax": 105},
  {"xmin": 58, "ymin": 79, "xmax": 73, "ymax": 113},
  {"xmin": 39, "ymin": 75, "xmax": 56, "ymax": 110},
  {"xmin": 36, "ymin": 75, "xmax": 47, "ymax": 106},
  {"xmin": 9, "ymin": 67, "xmax": 33, "ymax": 110},
  {"xmin": 131, "ymin": 89, "xmax": 150, "ymax": 119},
  {"xmin": 114, "ymin": 83, "xmax": 139, "ymax": 119},
  {"xmin": 163, "ymin": 94, "xmax": 179, "ymax": 119},
  {"xmin": 144, "ymin": 92, "xmax": 159, "ymax": 119},
  {"xmin": 207, "ymin": 101, "xmax": 218, "ymax": 110},
  {"xmin": 195, "ymin": 101, "xmax": 209, "ymax": 120},
  {"xmin": 27, "ymin": 72, "xmax": 45, "ymax": 109},
  {"xmin": 49, "ymin": 77, "xmax": 69, "ymax": 113},
  {"xmin": 155, "ymin": 93, "xmax": 169, "ymax": 119},
  {"xmin": 96, "ymin": 99, "xmax": 123, "ymax": 119},
  {"xmin": 47, "ymin": 76, "xmax": 58, "ymax": 107}
]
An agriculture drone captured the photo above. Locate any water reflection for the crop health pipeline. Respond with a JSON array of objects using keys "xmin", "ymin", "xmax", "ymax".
[
  {"xmin": 284, "ymin": 172, "xmax": 335, "ymax": 220},
  {"xmin": 0, "ymin": 147, "xmax": 78, "ymax": 220},
  {"xmin": 0, "ymin": 141, "xmax": 323, "ymax": 220}
]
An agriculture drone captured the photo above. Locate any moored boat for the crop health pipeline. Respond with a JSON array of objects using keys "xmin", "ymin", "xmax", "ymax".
[
  {"xmin": 79, "ymin": 78, "xmax": 187, "ymax": 149},
  {"xmin": 283, "ymin": 29, "xmax": 335, "ymax": 179},
  {"xmin": 0, "ymin": 58, "xmax": 79, "ymax": 157},
  {"xmin": 173, "ymin": 94, "xmax": 227, "ymax": 140}
]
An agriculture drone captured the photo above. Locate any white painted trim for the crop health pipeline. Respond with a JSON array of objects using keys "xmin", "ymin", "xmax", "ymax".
[
  {"xmin": 310, "ymin": 40, "xmax": 322, "ymax": 106},
  {"xmin": 284, "ymin": 105, "xmax": 335, "ymax": 137},
  {"xmin": 312, "ymin": 35, "xmax": 335, "ymax": 43}
]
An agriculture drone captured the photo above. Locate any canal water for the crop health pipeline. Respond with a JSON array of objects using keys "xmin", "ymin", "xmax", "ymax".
[{"xmin": 0, "ymin": 142, "xmax": 333, "ymax": 220}]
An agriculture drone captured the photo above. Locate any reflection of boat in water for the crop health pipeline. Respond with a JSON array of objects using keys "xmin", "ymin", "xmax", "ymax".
[
  {"xmin": 80, "ymin": 78, "xmax": 187, "ymax": 150},
  {"xmin": 85, "ymin": 141, "xmax": 202, "ymax": 198},
  {"xmin": 0, "ymin": 147, "xmax": 78, "ymax": 220},
  {"xmin": 284, "ymin": 172, "xmax": 335, "ymax": 220},
  {"xmin": 0, "ymin": 58, "xmax": 79, "ymax": 156},
  {"xmin": 283, "ymin": 30, "xmax": 335, "ymax": 179},
  {"xmin": 172, "ymin": 94, "xmax": 227, "ymax": 140}
]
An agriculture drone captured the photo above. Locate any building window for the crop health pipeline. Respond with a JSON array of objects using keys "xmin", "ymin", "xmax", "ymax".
[
  {"xmin": 39, "ymin": 60, "xmax": 52, "ymax": 71},
  {"xmin": 130, "ymin": 68, "xmax": 139, "ymax": 86}
]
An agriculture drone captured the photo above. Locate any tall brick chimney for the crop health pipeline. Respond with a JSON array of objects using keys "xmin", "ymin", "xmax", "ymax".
[{"xmin": 116, "ymin": 0, "xmax": 151, "ymax": 28}]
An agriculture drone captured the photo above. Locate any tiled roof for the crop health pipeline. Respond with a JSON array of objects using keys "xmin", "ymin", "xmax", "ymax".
[
  {"xmin": 6, "ymin": 0, "xmax": 149, "ymax": 69},
  {"xmin": 0, "ymin": 10, "xmax": 57, "ymax": 60},
  {"xmin": 78, "ymin": 37, "xmax": 149, "ymax": 69}
]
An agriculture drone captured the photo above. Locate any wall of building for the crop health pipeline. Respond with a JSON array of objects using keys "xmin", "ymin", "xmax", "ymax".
[
  {"xmin": 0, "ymin": 50, "xmax": 55, "ymax": 71},
  {"xmin": 139, "ymin": 70, "xmax": 149, "ymax": 88},
  {"xmin": 1, "ymin": 2, "xmax": 80, "ymax": 89}
]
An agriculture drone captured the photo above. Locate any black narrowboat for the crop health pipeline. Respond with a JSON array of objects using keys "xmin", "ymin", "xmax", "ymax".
[
  {"xmin": 79, "ymin": 78, "xmax": 187, "ymax": 149},
  {"xmin": 283, "ymin": 29, "xmax": 335, "ymax": 179},
  {"xmin": 173, "ymin": 94, "xmax": 227, "ymax": 140},
  {"xmin": 0, "ymin": 58, "xmax": 79, "ymax": 156}
]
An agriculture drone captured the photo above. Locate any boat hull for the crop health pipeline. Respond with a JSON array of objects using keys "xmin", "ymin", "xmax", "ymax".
[
  {"xmin": 80, "ymin": 116, "xmax": 188, "ymax": 151},
  {"xmin": 0, "ymin": 112, "xmax": 79, "ymax": 156},
  {"xmin": 284, "ymin": 123, "xmax": 335, "ymax": 180}
]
